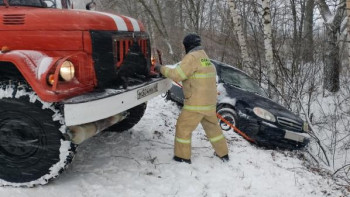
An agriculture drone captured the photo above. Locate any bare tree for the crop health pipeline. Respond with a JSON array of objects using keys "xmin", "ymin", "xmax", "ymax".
[
  {"xmin": 303, "ymin": 0, "xmax": 315, "ymax": 63},
  {"xmin": 262, "ymin": 0, "xmax": 277, "ymax": 100},
  {"xmin": 183, "ymin": 0, "xmax": 207, "ymax": 32},
  {"xmin": 228, "ymin": 0, "xmax": 253, "ymax": 74},
  {"xmin": 137, "ymin": 0, "xmax": 175, "ymax": 58},
  {"xmin": 317, "ymin": 0, "xmax": 346, "ymax": 93},
  {"xmin": 347, "ymin": 0, "xmax": 350, "ymax": 67}
]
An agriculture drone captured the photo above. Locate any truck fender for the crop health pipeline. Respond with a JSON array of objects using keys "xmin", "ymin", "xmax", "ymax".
[{"xmin": 0, "ymin": 50, "xmax": 59, "ymax": 98}]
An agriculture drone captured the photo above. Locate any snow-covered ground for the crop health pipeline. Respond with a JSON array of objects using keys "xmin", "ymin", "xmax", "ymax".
[{"xmin": 0, "ymin": 96, "xmax": 346, "ymax": 197}]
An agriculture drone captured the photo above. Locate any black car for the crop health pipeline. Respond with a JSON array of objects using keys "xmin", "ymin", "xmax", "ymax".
[{"xmin": 167, "ymin": 60, "xmax": 310, "ymax": 149}]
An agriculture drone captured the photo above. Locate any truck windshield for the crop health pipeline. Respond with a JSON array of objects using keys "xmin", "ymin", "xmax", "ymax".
[
  {"xmin": 42, "ymin": 0, "xmax": 72, "ymax": 9},
  {"xmin": 0, "ymin": 0, "xmax": 45, "ymax": 7}
]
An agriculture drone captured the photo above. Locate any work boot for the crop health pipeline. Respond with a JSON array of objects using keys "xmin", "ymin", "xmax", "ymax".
[
  {"xmin": 215, "ymin": 153, "xmax": 230, "ymax": 162},
  {"xmin": 173, "ymin": 156, "xmax": 191, "ymax": 164}
]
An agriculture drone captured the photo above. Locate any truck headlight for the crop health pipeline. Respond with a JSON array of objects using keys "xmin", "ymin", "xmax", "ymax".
[
  {"xmin": 253, "ymin": 107, "xmax": 276, "ymax": 122},
  {"xmin": 60, "ymin": 61, "xmax": 75, "ymax": 81}
]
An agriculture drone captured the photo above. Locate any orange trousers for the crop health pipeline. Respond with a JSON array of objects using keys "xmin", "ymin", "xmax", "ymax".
[{"xmin": 174, "ymin": 110, "xmax": 228, "ymax": 159}]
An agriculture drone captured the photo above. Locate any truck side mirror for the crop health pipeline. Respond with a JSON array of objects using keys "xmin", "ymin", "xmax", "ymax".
[
  {"xmin": 86, "ymin": 1, "xmax": 96, "ymax": 10},
  {"xmin": 43, "ymin": 0, "xmax": 54, "ymax": 8},
  {"xmin": 42, "ymin": 2, "xmax": 48, "ymax": 7}
]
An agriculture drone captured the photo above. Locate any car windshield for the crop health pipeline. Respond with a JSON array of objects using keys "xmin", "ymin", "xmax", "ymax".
[
  {"xmin": 220, "ymin": 66, "xmax": 267, "ymax": 97},
  {"xmin": 0, "ymin": 0, "xmax": 45, "ymax": 7}
]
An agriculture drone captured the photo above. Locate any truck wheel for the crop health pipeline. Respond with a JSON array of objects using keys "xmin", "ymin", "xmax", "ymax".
[
  {"xmin": 0, "ymin": 82, "xmax": 75, "ymax": 187},
  {"xmin": 107, "ymin": 103, "xmax": 147, "ymax": 132}
]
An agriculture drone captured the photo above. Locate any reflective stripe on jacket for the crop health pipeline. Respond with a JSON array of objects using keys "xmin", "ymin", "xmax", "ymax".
[{"xmin": 160, "ymin": 49, "xmax": 217, "ymax": 115}]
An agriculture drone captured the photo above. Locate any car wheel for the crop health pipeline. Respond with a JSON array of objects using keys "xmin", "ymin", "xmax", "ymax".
[
  {"xmin": 0, "ymin": 82, "xmax": 75, "ymax": 187},
  {"xmin": 107, "ymin": 103, "xmax": 147, "ymax": 132},
  {"xmin": 217, "ymin": 107, "xmax": 238, "ymax": 131}
]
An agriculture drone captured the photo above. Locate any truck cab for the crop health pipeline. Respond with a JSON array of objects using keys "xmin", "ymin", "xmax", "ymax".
[{"xmin": 0, "ymin": 0, "xmax": 170, "ymax": 187}]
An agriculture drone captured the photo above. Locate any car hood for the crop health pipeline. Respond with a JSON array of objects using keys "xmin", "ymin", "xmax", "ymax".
[{"xmin": 220, "ymin": 83, "xmax": 303, "ymax": 122}]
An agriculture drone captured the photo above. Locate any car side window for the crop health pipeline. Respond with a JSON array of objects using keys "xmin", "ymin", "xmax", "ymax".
[{"xmin": 220, "ymin": 67, "xmax": 241, "ymax": 87}]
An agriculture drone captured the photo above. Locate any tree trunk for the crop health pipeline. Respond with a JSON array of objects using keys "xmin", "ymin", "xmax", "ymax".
[
  {"xmin": 262, "ymin": 0, "xmax": 277, "ymax": 100},
  {"xmin": 347, "ymin": 0, "xmax": 350, "ymax": 70},
  {"xmin": 303, "ymin": 0, "xmax": 315, "ymax": 62},
  {"xmin": 324, "ymin": 28, "xmax": 341, "ymax": 92},
  {"xmin": 228, "ymin": 0, "xmax": 253, "ymax": 74},
  {"xmin": 317, "ymin": 0, "xmax": 344, "ymax": 93}
]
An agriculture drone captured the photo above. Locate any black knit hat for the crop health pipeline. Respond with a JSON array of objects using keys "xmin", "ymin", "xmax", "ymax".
[{"xmin": 183, "ymin": 33, "xmax": 201, "ymax": 54}]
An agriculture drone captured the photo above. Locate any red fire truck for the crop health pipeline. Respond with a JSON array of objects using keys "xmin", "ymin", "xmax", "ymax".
[{"xmin": 0, "ymin": 0, "xmax": 170, "ymax": 187}]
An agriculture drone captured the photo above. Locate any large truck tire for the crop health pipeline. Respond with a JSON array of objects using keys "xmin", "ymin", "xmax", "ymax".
[
  {"xmin": 0, "ymin": 82, "xmax": 75, "ymax": 187},
  {"xmin": 107, "ymin": 103, "xmax": 147, "ymax": 132}
]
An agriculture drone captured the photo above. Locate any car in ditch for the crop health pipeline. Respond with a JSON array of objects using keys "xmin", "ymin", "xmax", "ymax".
[{"xmin": 166, "ymin": 60, "xmax": 310, "ymax": 149}]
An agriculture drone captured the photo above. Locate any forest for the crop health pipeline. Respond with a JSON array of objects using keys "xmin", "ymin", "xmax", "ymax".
[{"xmin": 76, "ymin": 0, "xmax": 350, "ymax": 188}]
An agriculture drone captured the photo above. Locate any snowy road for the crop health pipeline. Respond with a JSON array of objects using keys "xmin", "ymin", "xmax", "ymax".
[{"xmin": 0, "ymin": 96, "xmax": 344, "ymax": 197}]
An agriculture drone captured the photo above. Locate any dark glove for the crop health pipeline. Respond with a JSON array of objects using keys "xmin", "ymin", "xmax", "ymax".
[{"xmin": 154, "ymin": 63, "xmax": 163, "ymax": 73}]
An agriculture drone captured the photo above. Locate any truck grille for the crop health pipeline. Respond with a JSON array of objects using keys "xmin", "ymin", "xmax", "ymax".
[
  {"xmin": 277, "ymin": 117, "xmax": 302, "ymax": 131},
  {"xmin": 90, "ymin": 31, "xmax": 151, "ymax": 88},
  {"xmin": 113, "ymin": 33, "xmax": 149, "ymax": 67},
  {"xmin": 3, "ymin": 14, "xmax": 25, "ymax": 25}
]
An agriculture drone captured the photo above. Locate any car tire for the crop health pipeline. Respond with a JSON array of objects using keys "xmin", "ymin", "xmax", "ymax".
[
  {"xmin": 107, "ymin": 103, "xmax": 147, "ymax": 132},
  {"xmin": 217, "ymin": 106, "xmax": 238, "ymax": 131},
  {"xmin": 0, "ymin": 81, "xmax": 75, "ymax": 187}
]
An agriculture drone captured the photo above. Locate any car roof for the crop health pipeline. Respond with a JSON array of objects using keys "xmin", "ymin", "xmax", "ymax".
[{"xmin": 210, "ymin": 59, "xmax": 251, "ymax": 78}]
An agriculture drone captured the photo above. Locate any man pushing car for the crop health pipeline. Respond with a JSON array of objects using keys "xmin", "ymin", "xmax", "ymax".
[{"xmin": 155, "ymin": 33, "xmax": 229, "ymax": 164}]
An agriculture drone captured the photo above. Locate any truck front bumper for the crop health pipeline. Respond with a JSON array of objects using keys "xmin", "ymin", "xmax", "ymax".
[{"xmin": 63, "ymin": 78, "xmax": 172, "ymax": 126}]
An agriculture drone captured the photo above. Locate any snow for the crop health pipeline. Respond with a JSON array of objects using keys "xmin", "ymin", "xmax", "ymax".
[
  {"xmin": 305, "ymin": 88, "xmax": 350, "ymax": 171},
  {"xmin": 0, "ymin": 85, "xmax": 14, "ymax": 98},
  {"xmin": 0, "ymin": 95, "xmax": 346, "ymax": 196},
  {"xmin": 217, "ymin": 83, "xmax": 236, "ymax": 106},
  {"xmin": 37, "ymin": 57, "xmax": 53, "ymax": 79},
  {"xmin": 6, "ymin": 50, "xmax": 53, "ymax": 79}
]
